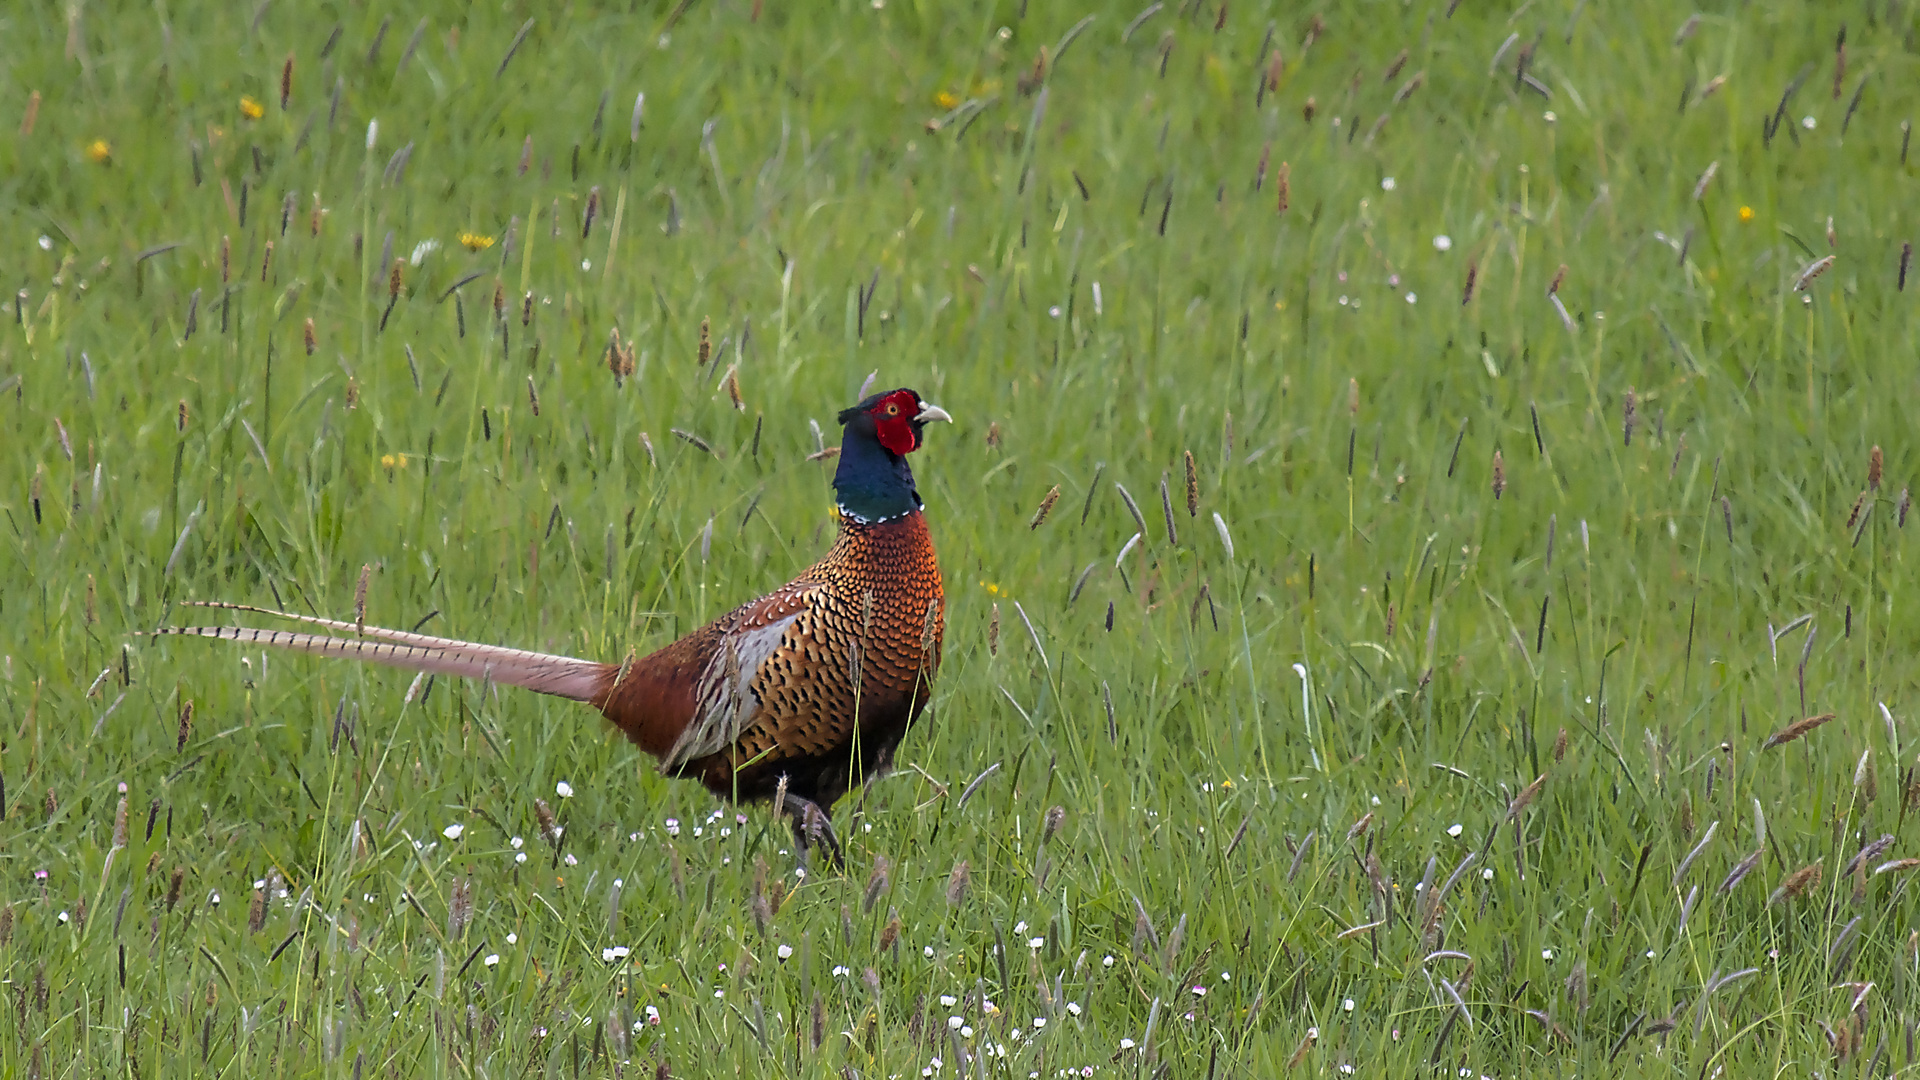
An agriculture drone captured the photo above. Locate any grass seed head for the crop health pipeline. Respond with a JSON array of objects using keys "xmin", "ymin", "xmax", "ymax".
[
  {"xmin": 1794, "ymin": 254, "xmax": 1836, "ymax": 291},
  {"xmin": 864, "ymin": 855, "xmax": 890, "ymax": 912},
  {"xmin": 1548, "ymin": 263, "xmax": 1567, "ymax": 296},
  {"xmin": 1462, "ymin": 258, "xmax": 1478, "ymax": 305},
  {"xmin": 1184, "ymin": 450, "xmax": 1198, "ymax": 515},
  {"xmin": 535, "ymin": 798, "xmax": 560, "ymax": 846},
  {"xmin": 1029, "ymin": 485, "xmax": 1060, "ymax": 529},
  {"xmin": 724, "ymin": 365, "xmax": 744, "ymax": 411},
  {"xmin": 1623, "ymin": 387, "xmax": 1637, "ymax": 446},
  {"xmin": 878, "ymin": 910, "xmax": 900, "ymax": 953},
  {"xmin": 175, "ymin": 699, "xmax": 193, "ymax": 751},
  {"xmin": 248, "ymin": 889, "xmax": 266, "ymax": 933},
  {"xmin": 1276, "ymin": 161, "xmax": 1290, "ymax": 213},
  {"xmin": 1491, "ymin": 450, "xmax": 1505, "ymax": 499},
  {"xmin": 1869, "ymin": 445, "xmax": 1882, "ymax": 490},
  {"xmin": 303, "ymin": 317, "xmax": 316, "ymax": 355},
  {"xmin": 583, "ymin": 186, "xmax": 600, "ymax": 239},
  {"xmin": 113, "ymin": 795, "xmax": 128, "ymax": 849},
  {"xmin": 1303, "ymin": 97, "xmax": 1316, "ymax": 123},
  {"xmin": 1043, "ymin": 805, "xmax": 1065, "ymax": 842},
  {"xmin": 945, "ymin": 860, "xmax": 969, "ymax": 907},
  {"xmin": 166, "ymin": 866, "xmax": 184, "ymax": 911},
  {"xmin": 1768, "ymin": 861, "xmax": 1823, "ymax": 907},
  {"xmin": 1265, "ymin": 50, "xmax": 1284, "ymax": 91},
  {"xmin": 1764, "ymin": 712, "xmax": 1836, "ymax": 750},
  {"xmin": 1159, "ymin": 474, "xmax": 1178, "ymax": 544},
  {"xmin": 988, "ymin": 602, "xmax": 1000, "ymax": 656},
  {"xmin": 985, "ymin": 420, "xmax": 1002, "ymax": 449},
  {"xmin": 220, "ymin": 235, "xmax": 230, "ymax": 284},
  {"xmin": 697, "ymin": 318, "xmax": 711, "ymax": 366},
  {"xmin": 1383, "ymin": 47, "xmax": 1408, "ymax": 82}
]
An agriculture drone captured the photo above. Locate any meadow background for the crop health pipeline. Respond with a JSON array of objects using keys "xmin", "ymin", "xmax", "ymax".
[{"xmin": 3, "ymin": 0, "xmax": 1919, "ymax": 1074}]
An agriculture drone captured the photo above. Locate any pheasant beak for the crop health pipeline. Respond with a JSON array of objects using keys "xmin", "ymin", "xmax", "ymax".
[{"xmin": 913, "ymin": 403, "xmax": 954, "ymax": 425}]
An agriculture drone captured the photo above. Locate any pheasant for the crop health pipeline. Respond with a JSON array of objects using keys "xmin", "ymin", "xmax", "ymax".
[{"xmin": 157, "ymin": 388, "xmax": 952, "ymax": 864}]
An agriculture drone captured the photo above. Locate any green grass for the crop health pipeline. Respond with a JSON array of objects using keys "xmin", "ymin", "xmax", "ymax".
[{"xmin": 4, "ymin": 0, "xmax": 1920, "ymax": 1074}]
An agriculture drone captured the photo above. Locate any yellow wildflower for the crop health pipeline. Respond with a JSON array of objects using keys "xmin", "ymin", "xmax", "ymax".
[
  {"xmin": 380, "ymin": 454, "xmax": 396, "ymax": 468},
  {"xmin": 239, "ymin": 96, "xmax": 264, "ymax": 121},
  {"xmin": 84, "ymin": 140, "xmax": 111, "ymax": 164},
  {"xmin": 459, "ymin": 231, "xmax": 496, "ymax": 252},
  {"xmin": 933, "ymin": 90, "xmax": 960, "ymax": 110},
  {"xmin": 1738, "ymin": 205, "xmax": 1754, "ymax": 223}
]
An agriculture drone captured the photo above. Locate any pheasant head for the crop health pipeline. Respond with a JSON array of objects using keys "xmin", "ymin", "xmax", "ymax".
[{"xmin": 833, "ymin": 388, "xmax": 952, "ymax": 522}]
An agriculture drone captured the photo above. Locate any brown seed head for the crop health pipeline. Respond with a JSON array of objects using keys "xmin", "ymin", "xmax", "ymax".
[
  {"xmin": 863, "ymin": 855, "xmax": 890, "ymax": 912},
  {"xmin": 1276, "ymin": 161, "xmax": 1290, "ymax": 213},
  {"xmin": 345, "ymin": 377, "xmax": 360, "ymax": 409},
  {"xmin": 1462, "ymin": 259, "xmax": 1478, "ymax": 305},
  {"xmin": 176, "ymin": 699, "xmax": 193, "ymax": 751},
  {"xmin": 698, "ymin": 318, "xmax": 711, "ymax": 366},
  {"xmin": 535, "ymin": 798, "xmax": 560, "ymax": 846},
  {"xmin": 1491, "ymin": 450, "xmax": 1505, "ymax": 499},
  {"xmin": 725, "ymin": 365, "xmax": 744, "ymax": 411},
  {"xmin": 1303, "ymin": 96, "xmax": 1317, "ymax": 123},
  {"xmin": 1763, "ymin": 712, "xmax": 1837, "ymax": 750},
  {"xmin": 387, "ymin": 259, "xmax": 402, "ymax": 300},
  {"xmin": 178, "ymin": 399, "xmax": 190, "ymax": 432},
  {"xmin": 1768, "ymin": 861, "xmax": 1823, "ymax": 907},
  {"xmin": 220, "ymin": 235, "xmax": 230, "ymax": 283},
  {"xmin": 1184, "ymin": 450, "xmax": 1198, "ymax": 515},
  {"xmin": 1043, "ymin": 805, "xmax": 1066, "ymax": 842},
  {"xmin": 303, "ymin": 317, "xmax": 316, "ymax": 356},
  {"xmin": 1029, "ymin": 485, "xmax": 1061, "ymax": 530},
  {"xmin": 1548, "ymin": 264, "xmax": 1567, "ymax": 296},
  {"xmin": 1623, "ymin": 387, "xmax": 1637, "ymax": 446},
  {"xmin": 248, "ymin": 889, "xmax": 267, "ymax": 933},
  {"xmin": 583, "ymin": 186, "xmax": 601, "ymax": 239},
  {"xmin": 166, "ymin": 866, "xmax": 185, "ymax": 911},
  {"xmin": 310, "ymin": 193, "xmax": 323, "ymax": 238},
  {"xmin": 946, "ymin": 860, "xmax": 970, "ymax": 906},
  {"xmin": 1869, "ymin": 445, "xmax": 1883, "ymax": 490},
  {"xmin": 878, "ymin": 910, "xmax": 900, "ymax": 953},
  {"xmin": 1265, "ymin": 50, "xmax": 1284, "ymax": 91},
  {"xmin": 354, "ymin": 563, "xmax": 371, "ymax": 632},
  {"xmin": 988, "ymin": 602, "xmax": 1000, "ymax": 656},
  {"xmin": 1552, "ymin": 727, "xmax": 1568, "ymax": 763}
]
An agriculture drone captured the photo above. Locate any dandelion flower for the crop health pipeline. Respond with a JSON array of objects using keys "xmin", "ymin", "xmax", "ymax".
[
  {"xmin": 85, "ymin": 140, "xmax": 112, "ymax": 164},
  {"xmin": 1738, "ymin": 206, "xmax": 1755, "ymax": 223},
  {"xmin": 240, "ymin": 96, "xmax": 265, "ymax": 120},
  {"xmin": 934, "ymin": 90, "xmax": 961, "ymax": 110},
  {"xmin": 459, "ymin": 231, "xmax": 496, "ymax": 252}
]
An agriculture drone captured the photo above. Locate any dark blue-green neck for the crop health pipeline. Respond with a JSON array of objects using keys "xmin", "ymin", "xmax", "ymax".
[{"xmin": 833, "ymin": 430, "xmax": 921, "ymax": 522}]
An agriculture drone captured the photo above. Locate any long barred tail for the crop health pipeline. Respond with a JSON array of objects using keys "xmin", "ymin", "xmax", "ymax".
[{"xmin": 154, "ymin": 602, "xmax": 616, "ymax": 704}]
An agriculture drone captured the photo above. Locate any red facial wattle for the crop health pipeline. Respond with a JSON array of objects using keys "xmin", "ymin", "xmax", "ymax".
[{"xmin": 871, "ymin": 390, "xmax": 922, "ymax": 456}]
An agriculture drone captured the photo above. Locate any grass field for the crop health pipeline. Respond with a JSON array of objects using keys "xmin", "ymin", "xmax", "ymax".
[{"xmin": 4, "ymin": 0, "xmax": 1920, "ymax": 1074}]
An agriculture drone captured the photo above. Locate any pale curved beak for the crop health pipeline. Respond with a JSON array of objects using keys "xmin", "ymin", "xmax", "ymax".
[{"xmin": 914, "ymin": 403, "xmax": 954, "ymax": 424}]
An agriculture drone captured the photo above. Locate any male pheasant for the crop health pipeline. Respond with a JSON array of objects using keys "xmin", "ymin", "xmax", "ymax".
[{"xmin": 158, "ymin": 388, "xmax": 952, "ymax": 863}]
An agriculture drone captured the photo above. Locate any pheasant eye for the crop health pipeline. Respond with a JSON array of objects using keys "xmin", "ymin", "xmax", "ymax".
[{"xmin": 884, "ymin": 404, "xmax": 899, "ymax": 416}]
